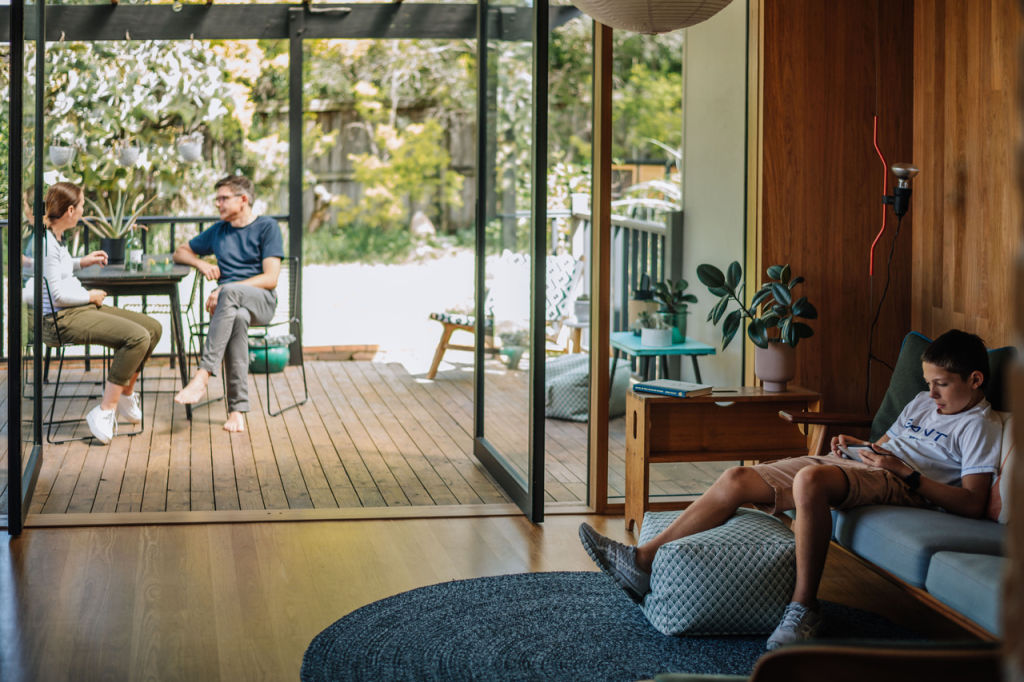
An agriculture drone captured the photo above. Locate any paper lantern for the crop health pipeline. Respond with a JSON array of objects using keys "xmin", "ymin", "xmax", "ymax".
[{"xmin": 571, "ymin": 0, "xmax": 734, "ymax": 34}]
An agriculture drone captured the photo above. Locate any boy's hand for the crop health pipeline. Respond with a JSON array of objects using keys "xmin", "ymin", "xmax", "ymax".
[
  {"xmin": 830, "ymin": 434, "xmax": 867, "ymax": 456},
  {"xmin": 855, "ymin": 444, "xmax": 913, "ymax": 476}
]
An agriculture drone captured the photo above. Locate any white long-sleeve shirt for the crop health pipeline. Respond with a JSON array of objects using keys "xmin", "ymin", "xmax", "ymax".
[{"xmin": 24, "ymin": 230, "xmax": 91, "ymax": 315}]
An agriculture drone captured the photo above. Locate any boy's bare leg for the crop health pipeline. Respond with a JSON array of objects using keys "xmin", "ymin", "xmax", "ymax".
[
  {"xmin": 790, "ymin": 465, "xmax": 850, "ymax": 605},
  {"xmin": 223, "ymin": 411, "xmax": 246, "ymax": 433},
  {"xmin": 635, "ymin": 466, "xmax": 776, "ymax": 571},
  {"xmin": 175, "ymin": 368, "xmax": 211, "ymax": 404}
]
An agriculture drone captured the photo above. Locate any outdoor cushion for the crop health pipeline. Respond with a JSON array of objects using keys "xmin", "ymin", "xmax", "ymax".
[
  {"xmin": 544, "ymin": 353, "xmax": 630, "ymax": 422},
  {"xmin": 925, "ymin": 551, "xmax": 1006, "ymax": 636},
  {"xmin": 639, "ymin": 508, "xmax": 796, "ymax": 636},
  {"xmin": 832, "ymin": 506, "xmax": 1005, "ymax": 588}
]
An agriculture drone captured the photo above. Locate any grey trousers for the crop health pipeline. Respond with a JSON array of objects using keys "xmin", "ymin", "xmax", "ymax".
[{"xmin": 199, "ymin": 283, "xmax": 277, "ymax": 413}]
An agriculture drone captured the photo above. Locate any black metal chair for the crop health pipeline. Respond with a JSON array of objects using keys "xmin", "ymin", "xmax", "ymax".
[
  {"xmin": 248, "ymin": 255, "xmax": 308, "ymax": 416},
  {"xmin": 37, "ymin": 279, "xmax": 144, "ymax": 444}
]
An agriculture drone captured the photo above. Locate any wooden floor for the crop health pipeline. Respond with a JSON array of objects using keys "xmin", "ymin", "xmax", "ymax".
[
  {"xmin": 1, "ymin": 360, "xmax": 730, "ymax": 518},
  {"xmin": 0, "ymin": 514, "xmax": 980, "ymax": 681}
]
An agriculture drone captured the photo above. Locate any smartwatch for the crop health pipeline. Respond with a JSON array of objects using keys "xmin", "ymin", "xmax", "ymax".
[{"xmin": 902, "ymin": 470, "xmax": 922, "ymax": 491}]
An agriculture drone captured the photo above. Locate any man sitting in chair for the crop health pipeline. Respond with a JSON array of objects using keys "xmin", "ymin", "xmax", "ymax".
[
  {"xmin": 173, "ymin": 175, "xmax": 284, "ymax": 433},
  {"xmin": 580, "ymin": 329, "xmax": 1002, "ymax": 650}
]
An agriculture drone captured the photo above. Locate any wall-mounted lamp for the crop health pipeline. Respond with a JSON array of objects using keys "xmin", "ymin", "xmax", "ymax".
[{"xmin": 882, "ymin": 162, "xmax": 920, "ymax": 218}]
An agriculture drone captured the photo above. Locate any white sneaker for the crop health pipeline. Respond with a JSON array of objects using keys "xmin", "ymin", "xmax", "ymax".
[
  {"xmin": 766, "ymin": 601, "xmax": 822, "ymax": 650},
  {"xmin": 86, "ymin": 406, "xmax": 117, "ymax": 444},
  {"xmin": 117, "ymin": 392, "xmax": 142, "ymax": 424}
]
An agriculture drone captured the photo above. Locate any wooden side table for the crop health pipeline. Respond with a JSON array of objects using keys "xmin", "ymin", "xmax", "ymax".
[{"xmin": 624, "ymin": 386, "xmax": 822, "ymax": 532}]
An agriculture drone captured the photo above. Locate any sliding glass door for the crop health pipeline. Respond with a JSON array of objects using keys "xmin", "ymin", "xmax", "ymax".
[{"xmin": 473, "ymin": 0, "xmax": 548, "ymax": 521}]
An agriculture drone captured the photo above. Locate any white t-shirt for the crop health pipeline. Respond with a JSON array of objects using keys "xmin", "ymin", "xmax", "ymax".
[{"xmin": 883, "ymin": 391, "xmax": 1002, "ymax": 486}]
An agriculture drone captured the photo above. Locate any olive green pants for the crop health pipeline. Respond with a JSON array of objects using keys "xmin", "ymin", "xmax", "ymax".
[{"xmin": 44, "ymin": 305, "xmax": 163, "ymax": 386}]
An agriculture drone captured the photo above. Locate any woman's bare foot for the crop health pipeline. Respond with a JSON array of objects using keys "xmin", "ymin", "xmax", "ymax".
[
  {"xmin": 175, "ymin": 370, "xmax": 210, "ymax": 405},
  {"xmin": 223, "ymin": 411, "xmax": 246, "ymax": 433}
]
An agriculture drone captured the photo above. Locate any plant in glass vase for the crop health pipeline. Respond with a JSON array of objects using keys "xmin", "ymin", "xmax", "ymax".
[
  {"xmin": 651, "ymin": 278, "xmax": 698, "ymax": 343},
  {"xmin": 696, "ymin": 261, "xmax": 818, "ymax": 391}
]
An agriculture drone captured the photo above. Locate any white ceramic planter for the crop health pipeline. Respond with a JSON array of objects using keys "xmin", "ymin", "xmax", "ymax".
[
  {"xmin": 640, "ymin": 328, "xmax": 672, "ymax": 347},
  {"xmin": 117, "ymin": 145, "xmax": 141, "ymax": 166},
  {"xmin": 48, "ymin": 145, "xmax": 75, "ymax": 167},
  {"xmin": 573, "ymin": 299, "xmax": 590, "ymax": 323}
]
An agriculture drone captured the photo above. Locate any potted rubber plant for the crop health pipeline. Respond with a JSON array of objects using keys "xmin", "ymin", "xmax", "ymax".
[
  {"xmin": 82, "ymin": 190, "xmax": 155, "ymax": 264},
  {"xmin": 696, "ymin": 261, "xmax": 817, "ymax": 391},
  {"xmin": 652, "ymin": 278, "xmax": 698, "ymax": 343}
]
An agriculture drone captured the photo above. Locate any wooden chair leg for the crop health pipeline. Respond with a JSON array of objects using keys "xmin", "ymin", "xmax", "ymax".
[{"xmin": 427, "ymin": 323, "xmax": 456, "ymax": 380}]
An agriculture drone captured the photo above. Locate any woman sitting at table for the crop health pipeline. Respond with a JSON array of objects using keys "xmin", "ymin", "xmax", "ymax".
[{"xmin": 32, "ymin": 182, "xmax": 162, "ymax": 444}]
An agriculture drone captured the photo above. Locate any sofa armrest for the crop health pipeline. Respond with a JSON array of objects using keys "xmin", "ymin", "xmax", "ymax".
[{"xmin": 778, "ymin": 410, "xmax": 873, "ymax": 428}]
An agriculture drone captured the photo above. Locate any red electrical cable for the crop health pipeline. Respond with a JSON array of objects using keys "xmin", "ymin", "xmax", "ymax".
[{"xmin": 869, "ymin": 115, "xmax": 888, "ymax": 276}]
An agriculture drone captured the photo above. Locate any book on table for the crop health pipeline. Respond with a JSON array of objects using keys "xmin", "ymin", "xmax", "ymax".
[{"xmin": 631, "ymin": 379, "xmax": 713, "ymax": 398}]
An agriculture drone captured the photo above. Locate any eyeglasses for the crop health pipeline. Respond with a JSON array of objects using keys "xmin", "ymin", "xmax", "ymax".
[{"xmin": 214, "ymin": 193, "xmax": 243, "ymax": 205}]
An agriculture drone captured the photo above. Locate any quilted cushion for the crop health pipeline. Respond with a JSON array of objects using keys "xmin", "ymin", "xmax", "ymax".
[
  {"xmin": 638, "ymin": 509, "xmax": 796, "ymax": 636},
  {"xmin": 544, "ymin": 354, "xmax": 630, "ymax": 421}
]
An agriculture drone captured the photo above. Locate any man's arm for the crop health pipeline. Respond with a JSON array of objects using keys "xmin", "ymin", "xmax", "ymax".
[
  {"xmin": 173, "ymin": 242, "xmax": 220, "ymax": 281},
  {"xmin": 230, "ymin": 256, "xmax": 281, "ymax": 291}
]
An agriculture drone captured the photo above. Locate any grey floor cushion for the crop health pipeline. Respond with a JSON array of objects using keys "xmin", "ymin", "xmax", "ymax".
[
  {"xmin": 544, "ymin": 354, "xmax": 630, "ymax": 421},
  {"xmin": 639, "ymin": 509, "xmax": 796, "ymax": 636}
]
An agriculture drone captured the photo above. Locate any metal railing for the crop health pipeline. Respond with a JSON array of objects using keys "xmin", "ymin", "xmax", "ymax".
[{"xmin": 570, "ymin": 209, "xmax": 683, "ymax": 331}]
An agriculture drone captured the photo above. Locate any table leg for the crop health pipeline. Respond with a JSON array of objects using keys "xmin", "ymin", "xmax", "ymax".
[
  {"xmin": 691, "ymin": 356, "xmax": 703, "ymax": 383},
  {"xmin": 610, "ymin": 351, "xmax": 619, "ymax": 394},
  {"xmin": 170, "ymin": 286, "xmax": 192, "ymax": 420},
  {"xmin": 660, "ymin": 355, "xmax": 669, "ymax": 379}
]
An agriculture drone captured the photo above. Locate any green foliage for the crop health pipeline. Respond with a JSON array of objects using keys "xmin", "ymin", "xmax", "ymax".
[
  {"xmin": 652, "ymin": 278, "xmax": 698, "ymax": 314},
  {"xmin": 82, "ymin": 190, "xmax": 155, "ymax": 239},
  {"xmin": 697, "ymin": 262, "xmax": 818, "ymax": 349},
  {"xmin": 303, "ymin": 221, "xmax": 415, "ymax": 265},
  {"xmin": 43, "ymin": 39, "xmax": 237, "ymax": 216}
]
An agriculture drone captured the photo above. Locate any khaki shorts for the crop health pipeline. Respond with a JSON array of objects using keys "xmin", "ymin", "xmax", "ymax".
[{"xmin": 751, "ymin": 454, "xmax": 930, "ymax": 514}]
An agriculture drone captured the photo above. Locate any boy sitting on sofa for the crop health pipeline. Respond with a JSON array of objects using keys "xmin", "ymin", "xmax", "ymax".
[{"xmin": 580, "ymin": 329, "xmax": 1002, "ymax": 650}]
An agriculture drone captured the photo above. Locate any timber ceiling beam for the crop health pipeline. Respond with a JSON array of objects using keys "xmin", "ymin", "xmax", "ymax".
[{"xmin": 0, "ymin": 3, "xmax": 580, "ymax": 42}]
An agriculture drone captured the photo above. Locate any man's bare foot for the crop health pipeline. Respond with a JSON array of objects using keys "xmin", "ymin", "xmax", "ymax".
[
  {"xmin": 175, "ymin": 370, "xmax": 210, "ymax": 405},
  {"xmin": 223, "ymin": 411, "xmax": 246, "ymax": 433}
]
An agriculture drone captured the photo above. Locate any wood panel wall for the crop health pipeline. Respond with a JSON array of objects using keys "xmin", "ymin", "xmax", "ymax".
[
  {"xmin": 759, "ymin": 0, "xmax": 914, "ymax": 413},
  {"xmin": 911, "ymin": 0, "xmax": 1022, "ymax": 348}
]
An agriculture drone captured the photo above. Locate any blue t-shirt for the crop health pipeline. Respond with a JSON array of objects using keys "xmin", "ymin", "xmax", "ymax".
[{"xmin": 189, "ymin": 216, "xmax": 285, "ymax": 284}]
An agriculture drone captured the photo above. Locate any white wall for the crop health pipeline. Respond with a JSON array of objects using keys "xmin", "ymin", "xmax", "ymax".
[{"xmin": 679, "ymin": 0, "xmax": 748, "ymax": 387}]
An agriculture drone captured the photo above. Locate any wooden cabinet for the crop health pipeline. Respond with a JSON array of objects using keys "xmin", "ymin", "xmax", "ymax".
[{"xmin": 625, "ymin": 386, "xmax": 822, "ymax": 532}]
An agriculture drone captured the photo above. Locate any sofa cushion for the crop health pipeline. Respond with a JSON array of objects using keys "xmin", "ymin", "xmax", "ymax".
[
  {"xmin": 832, "ymin": 506, "xmax": 1004, "ymax": 588},
  {"xmin": 925, "ymin": 551, "xmax": 1006, "ymax": 636},
  {"xmin": 986, "ymin": 413, "xmax": 1014, "ymax": 523},
  {"xmin": 639, "ymin": 509, "xmax": 795, "ymax": 636}
]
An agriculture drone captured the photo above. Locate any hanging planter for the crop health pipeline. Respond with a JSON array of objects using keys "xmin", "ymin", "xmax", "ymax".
[
  {"xmin": 48, "ymin": 145, "xmax": 76, "ymax": 167},
  {"xmin": 116, "ymin": 144, "xmax": 141, "ymax": 167},
  {"xmin": 177, "ymin": 132, "xmax": 204, "ymax": 162}
]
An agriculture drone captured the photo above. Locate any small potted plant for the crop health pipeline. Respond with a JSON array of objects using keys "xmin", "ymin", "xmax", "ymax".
[
  {"xmin": 573, "ymin": 293, "xmax": 590, "ymax": 323},
  {"xmin": 82, "ymin": 190, "xmax": 155, "ymax": 264},
  {"xmin": 636, "ymin": 310, "xmax": 673, "ymax": 347},
  {"xmin": 652, "ymin": 278, "xmax": 698, "ymax": 343},
  {"xmin": 696, "ymin": 261, "xmax": 818, "ymax": 391}
]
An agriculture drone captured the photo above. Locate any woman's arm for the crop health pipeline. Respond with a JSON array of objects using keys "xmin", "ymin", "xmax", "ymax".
[{"xmin": 43, "ymin": 234, "xmax": 92, "ymax": 308}]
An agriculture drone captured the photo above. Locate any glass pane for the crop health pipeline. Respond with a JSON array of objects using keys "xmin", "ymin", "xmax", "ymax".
[
  {"xmin": 543, "ymin": 12, "xmax": 591, "ymax": 505},
  {"xmin": 481, "ymin": 11, "xmax": 533, "ymax": 488}
]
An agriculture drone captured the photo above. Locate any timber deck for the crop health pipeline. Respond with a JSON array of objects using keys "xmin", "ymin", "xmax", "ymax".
[{"xmin": 0, "ymin": 360, "xmax": 729, "ymax": 516}]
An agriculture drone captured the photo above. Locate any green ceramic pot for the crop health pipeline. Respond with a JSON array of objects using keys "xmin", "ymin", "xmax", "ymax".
[{"xmin": 248, "ymin": 344, "xmax": 289, "ymax": 374}]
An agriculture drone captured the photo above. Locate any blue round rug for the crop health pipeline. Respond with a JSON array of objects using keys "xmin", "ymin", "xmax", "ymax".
[{"xmin": 301, "ymin": 571, "xmax": 917, "ymax": 682}]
